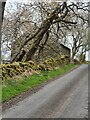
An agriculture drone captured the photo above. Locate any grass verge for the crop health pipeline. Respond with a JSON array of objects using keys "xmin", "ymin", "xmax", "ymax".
[{"xmin": 2, "ymin": 63, "xmax": 78, "ymax": 102}]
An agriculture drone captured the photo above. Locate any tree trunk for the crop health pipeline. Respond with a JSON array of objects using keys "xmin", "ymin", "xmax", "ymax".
[
  {"xmin": 16, "ymin": 50, "xmax": 26, "ymax": 62},
  {"xmin": 71, "ymin": 49, "xmax": 76, "ymax": 63},
  {"xmin": 17, "ymin": 19, "xmax": 52, "ymax": 62},
  {"xmin": 0, "ymin": 2, "xmax": 6, "ymax": 64}
]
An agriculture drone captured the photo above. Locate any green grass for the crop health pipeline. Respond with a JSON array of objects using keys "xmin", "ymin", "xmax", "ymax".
[{"xmin": 2, "ymin": 63, "xmax": 78, "ymax": 102}]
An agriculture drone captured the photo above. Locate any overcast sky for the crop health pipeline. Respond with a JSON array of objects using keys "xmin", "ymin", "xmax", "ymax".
[
  {"xmin": 5, "ymin": 0, "xmax": 90, "ymax": 9},
  {"xmin": 5, "ymin": 0, "xmax": 28, "ymax": 9}
]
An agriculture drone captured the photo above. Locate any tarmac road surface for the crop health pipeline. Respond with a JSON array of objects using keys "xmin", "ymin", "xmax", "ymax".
[{"xmin": 2, "ymin": 64, "xmax": 88, "ymax": 118}]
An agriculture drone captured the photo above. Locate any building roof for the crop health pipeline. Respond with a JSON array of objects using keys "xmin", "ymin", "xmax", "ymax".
[{"xmin": 60, "ymin": 43, "xmax": 71, "ymax": 51}]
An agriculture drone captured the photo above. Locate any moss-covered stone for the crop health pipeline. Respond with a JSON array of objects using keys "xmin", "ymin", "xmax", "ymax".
[{"xmin": 1, "ymin": 55, "xmax": 70, "ymax": 81}]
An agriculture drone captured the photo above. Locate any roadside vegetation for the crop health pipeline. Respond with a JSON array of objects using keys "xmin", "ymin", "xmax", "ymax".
[
  {"xmin": 2, "ymin": 63, "xmax": 78, "ymax": 102},
  {"xmin": 84, "ymin": 61, "xmax": 90, "ymax": 64}
]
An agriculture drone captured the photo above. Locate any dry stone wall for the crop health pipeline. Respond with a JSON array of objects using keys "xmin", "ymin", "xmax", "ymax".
[{"xmin": 1, "ymin": 55, "xmax": 70, "ymax": 81}]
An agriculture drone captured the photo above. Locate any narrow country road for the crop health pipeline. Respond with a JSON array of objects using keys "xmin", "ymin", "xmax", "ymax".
[{"xmin": 2, "ymin": 64, "xmax": 88, "ymax": 118}]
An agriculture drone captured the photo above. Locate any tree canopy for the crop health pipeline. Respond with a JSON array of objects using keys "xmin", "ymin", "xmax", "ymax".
[{"xmin": 1, "ymin": 0, "xmax": 90, "ymax": 62}]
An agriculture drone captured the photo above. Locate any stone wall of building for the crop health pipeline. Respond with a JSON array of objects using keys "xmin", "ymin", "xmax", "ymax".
[{"xmin": 60, "ymin": 44, "xmax": 71, "ymax": 58}]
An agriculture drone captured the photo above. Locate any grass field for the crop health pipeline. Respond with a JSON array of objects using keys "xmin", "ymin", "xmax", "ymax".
[{"xmin": 2, "ymin": 63, "xmax": 78, "ymax": 102}]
